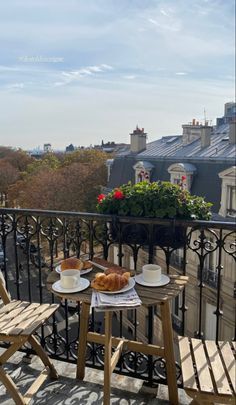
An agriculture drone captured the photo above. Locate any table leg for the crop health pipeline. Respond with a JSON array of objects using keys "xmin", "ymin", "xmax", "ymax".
[
  {"xmin": 76, "ymin": 301, "xmax": 90, "ymax": 380},
  {"xmin": 161, "ymin": 301, "xmax": 179, "ymax": 405},
  {"xmin": 104, "ymin": 311, "xmax": 112, "ymax": 405}
]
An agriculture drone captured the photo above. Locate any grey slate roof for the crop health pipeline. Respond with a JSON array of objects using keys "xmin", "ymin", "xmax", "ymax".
[{"xmin": 137, "ymin": 124, "xmax": 235, "ymax": 161}]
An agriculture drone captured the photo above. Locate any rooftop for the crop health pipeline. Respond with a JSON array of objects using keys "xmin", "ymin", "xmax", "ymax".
[{"xmin": 117, "ymin": 123, "xmax": 236, "ymax": 161}]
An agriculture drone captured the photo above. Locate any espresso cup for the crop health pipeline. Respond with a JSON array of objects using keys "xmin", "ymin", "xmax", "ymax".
[
  {"xmin": 60, "ymin": 270, "xmax": 80, "ymax": 289},
  {"xmin": 142, "ymin": 264, "xmax": 161, "ymax": 283}
]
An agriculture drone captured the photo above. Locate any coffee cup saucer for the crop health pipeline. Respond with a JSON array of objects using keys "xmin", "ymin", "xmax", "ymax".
[
  {"xmin": 135, "ymin": 274, "xmax": 170, "ymax": 287},
  {"xmin": 52, "ymin": 277, "xmax": 90, "ymax": 293}
]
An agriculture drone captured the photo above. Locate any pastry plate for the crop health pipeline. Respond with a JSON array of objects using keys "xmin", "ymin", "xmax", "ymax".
[
  {"xmin": 55, "ymin": 264, "xmax": 93, "ymax": 276},
  {"xmin": 135, "ymin": 274, "xmax": 170, "ymax": 287},
  {"xmin": 97, "ymin": 277, "xmax": 135, "ymax": 294},
  {"xmin": 52, "ymin": 277, "xmax": 90, "ymax": 293}
]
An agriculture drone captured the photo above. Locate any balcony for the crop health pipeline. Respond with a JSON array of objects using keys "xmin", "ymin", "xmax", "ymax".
[{"xmin": 0, "ymin": 207, "xmax": 235, "ymax": 403}]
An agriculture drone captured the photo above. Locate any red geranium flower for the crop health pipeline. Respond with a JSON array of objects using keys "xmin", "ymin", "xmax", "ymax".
[
  {"xmin": 113, "ymin": 189, "xmax": 124, "ymax": 200},
  {"xmin": 181, "ymin": 175, "xmax": 187, "ymax": 181},
  {"xmin": 97, "ymin": 194, "xmax": 106, "ymax": 203}
]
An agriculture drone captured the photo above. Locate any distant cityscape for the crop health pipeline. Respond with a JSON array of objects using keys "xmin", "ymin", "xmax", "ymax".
[{"xmin": 27, "ymin": 101, "xmax": 236, "ymax": 159}]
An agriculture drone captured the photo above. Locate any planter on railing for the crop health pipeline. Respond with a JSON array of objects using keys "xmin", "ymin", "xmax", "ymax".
[{"xmin": 110, "ymin": 221, "xmax": 187, "ymax": 249}]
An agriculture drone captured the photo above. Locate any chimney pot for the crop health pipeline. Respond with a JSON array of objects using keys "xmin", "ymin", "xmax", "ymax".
[
  {"xmin": 201, "ymin": 126, "xmax": 212, "ymax": 148},
  {"xmin": 130, "ymin": 127, "xmax": 147, "ymax": 153},
  {"xmin": 229, "ymin": 121, "xmax": 236, "ymax": 144}
]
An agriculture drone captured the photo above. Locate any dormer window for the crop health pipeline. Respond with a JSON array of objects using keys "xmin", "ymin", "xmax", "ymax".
[
  {"xmin": 168, "ymin": 163, "xmax": 196, "ymax": 191},
  {"xmin": 219, "ymin": 166, "xmax": 236, "ymax": 217},
  {"xmin": 227, "ymin": 186, "xmax": 236, "ymax": 216},
  {"xmin": 133, "ymin": 161, "xmax": 154, "ymax": 184}
]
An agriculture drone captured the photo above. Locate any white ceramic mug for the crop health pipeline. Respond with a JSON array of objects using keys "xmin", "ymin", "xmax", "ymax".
[
  {"xmin": 142, "ymin": 264, "xmax": 161, "ymax": 283},
  {"xmin": 60, "ymin": 270, "xmax": 80, "ymax": 289}
]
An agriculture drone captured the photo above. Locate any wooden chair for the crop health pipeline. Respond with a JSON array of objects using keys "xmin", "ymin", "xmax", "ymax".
[
  {"xmin": 0, "ymin": 276, "xmax": 59, "ymax": 404},
  {"xmin": 178, "ymin": 336, "xmax": 236, "ymax": 405}
]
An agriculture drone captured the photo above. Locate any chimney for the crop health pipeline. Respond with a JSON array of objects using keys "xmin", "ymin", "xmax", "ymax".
[
  {"xmin": 130, "ymin": 126, "xmax": 147, "ymax": 153},
  {"xmin": 200, "ymin": 125, "xmax": 212, "ymax": 148},
  {"xmin": 229, "ymin": 121, "xmax": 236, "ymax": 144}
]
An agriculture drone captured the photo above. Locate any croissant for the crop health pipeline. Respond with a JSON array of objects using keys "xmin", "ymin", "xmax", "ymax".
[{"xmin": 91, "ymin": 272, "xmax": 130, "ymax": 292}]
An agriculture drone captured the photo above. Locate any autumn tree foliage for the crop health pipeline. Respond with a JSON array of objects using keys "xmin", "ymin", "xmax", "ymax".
[
  {"xmin": 8, "ymin": 149, "xmax": 108, "ymax": 212},
  {"xmin": 0, "ymin": 161, "xmax": 19, "ymax": 198},
  {"xmin": 0, "ymin": 147, "xmax": 32, "ymax": 172}
]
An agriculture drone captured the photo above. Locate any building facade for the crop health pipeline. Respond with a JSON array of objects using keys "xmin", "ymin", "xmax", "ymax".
[{"xmin": 106, "ymin": 102, "xmax": 236, "ymax": 344}]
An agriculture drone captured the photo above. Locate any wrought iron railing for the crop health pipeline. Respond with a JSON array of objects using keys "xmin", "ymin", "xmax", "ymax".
[{"xmin": 0, "ymin": 208, "xmax": 235, "ymax": 386}]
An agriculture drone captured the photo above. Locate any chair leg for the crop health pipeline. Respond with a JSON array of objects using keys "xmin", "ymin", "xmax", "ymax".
[
  {"xmin": 0, "ymin": 366, "xmax": 26, "ymax": 405},
  {"xmin": 0, "ymin": 340, "xmax": 27, "ymax": 364},
  {"xmin": 28, "ymin": 335, "xmax": 58, "ymax": 379}
]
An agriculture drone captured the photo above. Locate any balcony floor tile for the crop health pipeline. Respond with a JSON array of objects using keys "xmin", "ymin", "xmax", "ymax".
[{"xmin": 0, "ymin": 349, "xmax": 191, "ymax": 404}]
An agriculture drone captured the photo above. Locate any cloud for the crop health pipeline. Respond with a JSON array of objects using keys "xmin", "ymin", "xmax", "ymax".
[
  {"xmin": 175, "ymin": 72, "xmax": 188, "ymax": 76},
  {"xmin": 54, "ymin": 64, "xmax": 113, "ymax": 87},
  {"xmin": 123, "ymin": 75, "xmax": 136, "ymax": 80},
  {"xmin": 160, "ymin": 9, "xmax": 169, "ymax": 17},
  {"xmin": 5, "ymin": 82, "xmax": 25, "ymax": 90}
]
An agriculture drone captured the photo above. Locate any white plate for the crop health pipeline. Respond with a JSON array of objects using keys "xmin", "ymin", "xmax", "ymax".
[
  {"xmin": 97, "ymin": 277, "xmax": 136, "ymax": 294},
  {"xmin": 52, "ymin": 277, "xmax": 90, "ymax": 293},
  {"xmin": 135, "ymin": 274, "xmax": 170, "ymax": 287},
  {"xmin": 55, "ymin": 264, "xmax": 93, "ymax": 276}
]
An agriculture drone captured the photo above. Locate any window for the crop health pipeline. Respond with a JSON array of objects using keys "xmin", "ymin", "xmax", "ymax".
[
  {"xmin": 219, "ymin": 166, "xmax": 236, "ymax": 217},
  {"xmin": 171, "ymin": 293, "xmax": 183, "ymax": 333},
  {"xmin": 168, "ymin": 163, "xmax": 196, "ymax": 192},
  {"xmin": 133, "ymin": 161, "xmax": 154, "ymax": 184},
  {"xmin": 197, "ymin": 236, "xmax": 218, "ymax": 289},
  {"xmin": 172, "ymin": 293, "xmax": 182, "ymax": 321},
  {"xmin": 170, "ymin": 248, "xmax": 184, "ymax": 269},
  {"xmin": 227, "ymin": 186, "xmax": 236, "ymax": 217}
]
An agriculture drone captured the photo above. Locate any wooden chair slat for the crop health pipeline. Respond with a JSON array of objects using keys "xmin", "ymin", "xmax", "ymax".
[
  {"xmin": 179, "ymin": 338, "xmax": 235, "ymax": 403},
  {"xmin": 0, "ymin": 302, "xmax": 31, "ymax": 330},
  {"xmin": 178, "ymin": 337, "xmax": 197, "ymax": 391},
  {"xmin": 10, "ymin": 304, "xmax": 51, "ymax": 336},
  {"xmin": 21, "ymin": 304, "xmax": 58, "ymax": 336},
  {"xmin": 205, "ymin": 340, "xmax": 232, "ymax": 396},
  {"xmin": 191, "ymin": 338, "xmax": 214, "ymax": 393},
  {"xmin": 218, "ymin": 341, "xmax": 236, "ymax": 395},
  {"xmin": 1, "ymin": 304, "xmax": 51, "ymax": 336},
  {"xmin": 0, "ymin": 301, "xmax": 22, "ymax": 318},
  {"xmin": 1, "ymin": 303, "xmax": 41, "ymax": 334}
]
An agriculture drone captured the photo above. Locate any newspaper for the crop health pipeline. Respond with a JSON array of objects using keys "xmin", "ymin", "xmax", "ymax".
[{"xmin": 91, "ymin": 288, "xmax": 142, "ymax": 312}]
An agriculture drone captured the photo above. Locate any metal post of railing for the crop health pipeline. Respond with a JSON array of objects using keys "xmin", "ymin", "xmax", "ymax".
[{"xmin": 214, "ymin": 229, "xmax": 224, "ymax": 343}]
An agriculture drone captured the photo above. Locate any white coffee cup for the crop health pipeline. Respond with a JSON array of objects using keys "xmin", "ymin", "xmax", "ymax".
[
  {"xmin": 60, "ymin": 270, "xmax": 80, "ymax": 289},
  {"xmin": 142, "ymin": 264, "xmax": 162, "ymax": 283}
]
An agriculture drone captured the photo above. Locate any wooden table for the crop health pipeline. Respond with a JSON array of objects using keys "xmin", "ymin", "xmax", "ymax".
[{"xmin": 46, "ymin": 258, "xmax": 188, "ymax": 405}]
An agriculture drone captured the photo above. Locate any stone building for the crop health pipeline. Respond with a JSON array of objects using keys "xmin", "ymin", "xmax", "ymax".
[{"xmin": 106, "ymin": 102, "xmax": 236, "ymax": 344}]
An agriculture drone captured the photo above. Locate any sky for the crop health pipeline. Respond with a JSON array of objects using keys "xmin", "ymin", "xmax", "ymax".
[{"xmin": 0, "ymin": 0, "xmax": 235, "ymax": 150}]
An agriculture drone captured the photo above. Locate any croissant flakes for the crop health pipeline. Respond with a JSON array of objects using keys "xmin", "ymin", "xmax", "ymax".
[{"xmin": 91, "ymin": 272, "xmax": 130, "ymax": 292}]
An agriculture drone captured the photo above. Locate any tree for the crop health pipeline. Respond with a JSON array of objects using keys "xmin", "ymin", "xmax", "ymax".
[
  {"xmin": 0, "ymin": 161, "xmax": 19, "ymax": 205},
  {"xmin": 8, "ymin": 149, "xmax": 107, "ymax": 212},
  {"xmin": 0, "ymin": 147, "xmax": 33, "ymax": 171}
]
